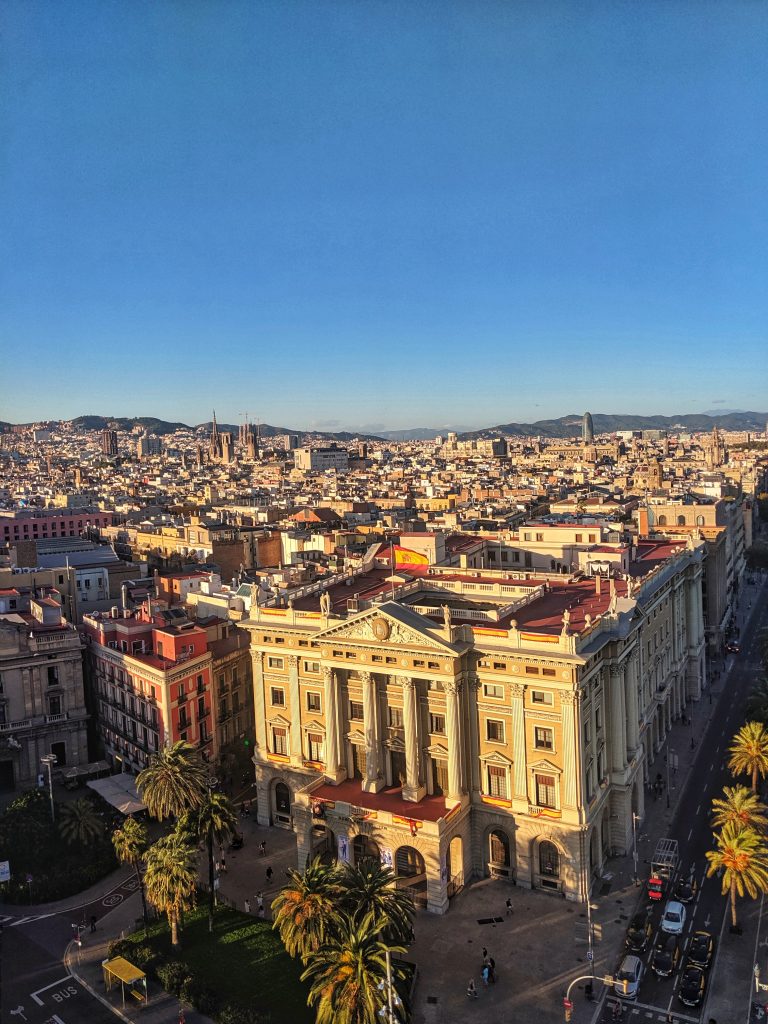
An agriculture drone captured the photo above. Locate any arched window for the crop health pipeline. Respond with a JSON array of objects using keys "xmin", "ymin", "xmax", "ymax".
[
  {"xmin": 657, "ymin": 515, "xmax": 667, "ymax": 526},
  {"xmin": 696, "ymin": 515, "xmax": 705, "ymax": 527},
  {"xmin": 539, "ymin": 840, "xmax": 560, "ymax": 877},
  {"xmin": 677, "ymin": 515, "xmax": 686, "ymax": 526},
  {"xmin": 489, "ymin": 829, "xmax": 510, "ymax": 867},
  {"xmin": 275, "ymin": 782, "xmax": 291, "ymax": 815},
  {"xmin": 353, "ymin": 834, "xmax": 380, "ymax": 865}
]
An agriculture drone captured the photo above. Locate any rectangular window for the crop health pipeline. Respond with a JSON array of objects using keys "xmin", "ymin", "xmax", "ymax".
[
  {"xmin": 486, "ymin": 719, "xmax": 505, "ymax": 743},
  {"xmin": 535, "ymin": 532, "xmax": 543, "ymax": 542},
  {"xmin": 429, "ymin": 713, "xmax": 445, "ymax": 734},
  {"xmin": 542, "ymin": 668, "xmax": 556, "ymax": 677},
  {"xmin": 388, "ymin": 707, "xmax": 403, "ymax": 728},
  {"xmin": 303, "ymin": 661, "xmax": 320, "ymax": 674},
  {"xmin": 535, "ymin": 727, "xmax": 554, "ymax": 750},
  {"xmin": 575, "ymin": 533, "xmax": 583, "ymax": 542},
  {"xmin": 47, "ymin": 666, "xmax": 59, "ymax": 686},
  {"xmin": 270, "ymin": 687, "xmax": 285, "ymax": 707},
  {"xmin": 267, "ymin": 656, "xmax": 284, "ymax": 670},
  {"xmin": 306, "ymin": 692, "xmax": 321, "ymax": 712},
  {"xmin": 48, "ymin": 695, "xmax": 62, "ymax": 716},
  {"xmin": 536, "ymin": 774, "xmax": 557, "ymax": 808},
  {"xmin": 595, "ymin": 706, "xmax": 603, "ymax": 730},
  {"xmin": 531, "ymin": 690, "xmax": 553, "ymax": 705},
  {"xmin": 349, "ymin": 701, "xmax": 364, "ymax": 721},
  {"xmin": 583, "ymin": 722, "xmax": 591, "ymax": 746},
  {"xmin": 488, "ymin": 765, "xmax": 507, "ymax": 799},
  {"xmin": 483, "ymin": 683, "xmax": 504, "ymax": 699},
  {"xmin": 525, "ymin": 666, "xmax": 539, "ymax": 675},
  {"xmin": 272, "ymin": 726, "xmax": 287, "ymax": 755},
  {"xmin": 307, "ymin": 733, "xmax": 324, "ymax": 762}
]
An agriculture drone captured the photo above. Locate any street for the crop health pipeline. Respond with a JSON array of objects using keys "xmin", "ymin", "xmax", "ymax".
[{"xmin": 603, "ymin": 576, "xmax": 768, "ymax": 1024}]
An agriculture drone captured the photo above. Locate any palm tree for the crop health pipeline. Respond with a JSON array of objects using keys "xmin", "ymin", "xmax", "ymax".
[
  {"xmin": 143, "ymin": 832, "xmax": 198, "ymax": 948},
  {"xmin": 341, "ymin": 859, "xmax": 415, "ymax": 944},
  {"xmin": 112, "ymin": 816, "xmax": 150, "ymax": 925},
  {"xmin": 300, "ymin": 911, "xmax": 406, "ymax": 1024},
  {"xmin": 706, "ymin": 823, "xmax": 768, "ymax": 928},
  {"xmin": 728, "ymin": 722, "xmax": 768, "ymax": 793},
  {"xmin": 136, "ymin": 741, "xmax": 208, "ymax": 820},
  {"xmin": 272, "ymin": 857, "xmax": 343, "ymax": 962},
  {"xmin": 747, "ymin": 679, "xmax": 768, "ymax": 725},
  {"xmin": 712, "ymin": 785, "xmax": 768, "ymax": 833},
  {"xmin": 180, "ymin": 791, "xmax": 238, "ymax": 933},
  {"xmin": 58, "ymin": 798, "xmax": 103, "ymax": 846}
]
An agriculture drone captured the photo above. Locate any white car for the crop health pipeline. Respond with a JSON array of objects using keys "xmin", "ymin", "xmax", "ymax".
[
  {"xmin": 661, "ymin": 900, "xmax": 686, "ymax": 935},
  {"xmin": 615, "ymin": 955, "xmax": 644, "ymax": 999}
]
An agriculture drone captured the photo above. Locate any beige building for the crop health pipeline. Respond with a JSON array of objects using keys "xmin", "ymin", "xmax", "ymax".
[
  {"xmin": 0, "ymin": 590, "xmax": 89, "ymax": 791},
  {"xmin": 241, "ymin": 536, "xmax": 706, "ymax": 912}
]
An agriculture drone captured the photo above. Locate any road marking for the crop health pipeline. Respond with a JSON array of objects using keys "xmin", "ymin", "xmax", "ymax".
[
  {"xmin": 7, "ymin": 913, "xmax": 54, "ymax": 927},
  {"xmin": 687, "ymin": 828, "xmax": 693, "ymax": 841},
  {"xmin": 30, "ymin": 975, "xmax": 73, "ymax": 1005},
  {"xmin": 695, "ymin": 804, "xmax": 700, "ymax": 815}
]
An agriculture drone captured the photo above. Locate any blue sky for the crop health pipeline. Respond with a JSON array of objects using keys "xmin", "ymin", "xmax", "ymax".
[{"xmin": 2, "ymin": 1, "xmax": 766, "ymax": 431}]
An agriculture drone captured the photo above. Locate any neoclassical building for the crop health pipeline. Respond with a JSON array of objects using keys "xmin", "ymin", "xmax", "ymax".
[{"xmin": 241, "ymin": 534, "xmax": 706, "ymax": 912}]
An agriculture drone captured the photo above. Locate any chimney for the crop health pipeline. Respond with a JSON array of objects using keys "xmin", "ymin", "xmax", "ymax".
[
  {"xmin": 637, "ymin": 507, "xmax": 650, "ymax": 539},
  {"xmin": 595, "ymin": 575, "xmax": 602, "ymax": 596}
]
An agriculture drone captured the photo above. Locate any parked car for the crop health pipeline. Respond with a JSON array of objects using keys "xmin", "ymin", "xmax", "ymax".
[
  {"xmin": 675, "ymin": 871, "xmax": 699, "ymax": 904},
  {"xmin": 651, "ymin": 934, "xmax": 680, "ymax": 977},
  {"xmin": 661, "ymin": 900, "xmax": 686, "ymax": 935},
  {"xmin": 679, "ymin": 965, "xmax": 707, "ymax": 1007},
  {"xmin": 614, "ymin": 955, "xmax": 644, "ymax": 999},
  {"xmin": 688, "ymin": 931, "xmax": 714, "ymax": 969},
  {"xmin": 626, "ymin": 911, "xmax": 653, "ymax": 953}
]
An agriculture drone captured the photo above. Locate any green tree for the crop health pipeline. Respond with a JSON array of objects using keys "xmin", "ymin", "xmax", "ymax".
[
  {"xmin": 180, "ymin": 791, "xmax": 238, "ymax": 933},
  {"xmin": 341, "ymin": 859, "xmax": 414, "ymax": 945},
  {"xmin": 728, "ymin": 722, "xmax": 768, "ymax": 793},
  {"xmin": 705, "ymin": 823, "xmax": 768, "ymax": 928},
  {"xmin": 112, "ymin": 816, "xmax": 150, "ymax": 925},
  {"xmin": 58, "ymin": 798, "xmax": 103, "ymax": 847},
  {"xmin": 143, "ymin": 832, "xmax": 198, "ymax": 948},
  {"xmin": 300, "ymin": 911, "xmax": 406, "ymax": 1024},
  {"xmin": 746, "ymin": 679, "xmax": 768, "ymax": 725},
  {"xmin": 136, "ymin": 741, "xmax": 208, "ymax": 820},
  {"xmin": 712, "ymin": 785, "xmax": 768, "ymax": 833},
  {"xmin": 272, "ymin": 857, "xmax": 343, "ymax": 962}
]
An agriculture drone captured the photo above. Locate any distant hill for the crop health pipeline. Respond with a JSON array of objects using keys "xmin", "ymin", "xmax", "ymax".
[{"xmin": 460, "ymin": 410, "xmax": 768, "ymax": 439}]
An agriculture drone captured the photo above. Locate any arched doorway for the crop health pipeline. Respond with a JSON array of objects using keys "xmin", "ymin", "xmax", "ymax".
[
  {"xmin": 447, "ymin": 835, "xmax": 464, "ymax": 897},
  {"xmin": 353, "ymin": 834, "xmax": 380, "ymax": 865},
  {"xmin": 395, "ymin": 845, "xmax": 427, "ymax": 908},
  {"xmin": 273, "ymin": 781, "xmax": 292, "ymax": 827},
  {"xmin": 488, "ymin": 828, "xmax": 512, "ymax": 877},
  {"xmin": 312, "ymin": 825, "xmax": 336, "ymax": 864},
  {"xmin": 537, "ymin": 839, "xmax": 561, "ymax": 892}
]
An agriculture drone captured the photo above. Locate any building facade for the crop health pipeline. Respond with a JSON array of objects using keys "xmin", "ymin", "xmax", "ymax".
[{"xmin": 241, "ymin": 537, "xmax": 706, "ymax": 912}]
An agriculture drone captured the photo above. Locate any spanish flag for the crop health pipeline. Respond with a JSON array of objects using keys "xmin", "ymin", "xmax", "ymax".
[{"xmin": 392, "ymin": 545, "xmax": 429, "ymax": 567}]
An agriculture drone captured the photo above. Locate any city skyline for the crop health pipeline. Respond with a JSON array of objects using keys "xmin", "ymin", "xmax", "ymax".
[{"xmin": 2, "ymin": 2, "xmax": 767, "ymax": 429}]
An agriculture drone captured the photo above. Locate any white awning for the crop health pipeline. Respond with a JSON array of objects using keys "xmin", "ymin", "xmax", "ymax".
[{"xmin": 87, "ymin": 773, "xmax": 146, "ymax": 815}]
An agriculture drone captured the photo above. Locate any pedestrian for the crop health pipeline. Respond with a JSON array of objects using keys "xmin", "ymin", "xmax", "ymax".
[
  {"xmin": 481, "ymin": 964, "xmax": 490, "ymax": 987},
  {"xmin": 481, "ymin": 946, "xmax": 488, "ymax": 963},
  {"xmin": 467, "ymin": 979, "xmax": 478, "ymax": 999},
  {"xmin": 258, "ymin": 904, "xmax": 265, "ymax": 918},
  {"xmin": 244, "ymin": 898, "xmax": 251, "ymax": 914},
  {"xmin": 489, "ymin": 956, "xmax": 496, "ymax": 982},
  {"xmin": 256, "ymin": 891, "xmax": 264, "ymax": 912},
  {"xmin": 220, "ymin": 857, "xmax": 227, "ymax": 873},
  {"xmin": 90, "ymin": 915, "xmax": 97, "ymax": 933},
  {"xmin": 266, "ymin": 865, "xmax": 273, "ymax": 883},
  {"xmin": 244, "ymin": 800, "xmax": 251, "ymax": 816},
  {"xmin": 259, "ymin": 840, "xmax": 266, "ymax": 857},
  {"xmin": 505, "ymin": 896, "xmax": 513, "ymax": 916}
]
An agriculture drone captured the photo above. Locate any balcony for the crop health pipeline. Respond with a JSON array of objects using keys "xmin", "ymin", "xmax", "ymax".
[
  {"xmin": 45, "ymin": 712, "xmax": 68, "ymax": 724},
  {"xmin": 0, "ymin": 719, "xmax": 32, "ymax": 733}
]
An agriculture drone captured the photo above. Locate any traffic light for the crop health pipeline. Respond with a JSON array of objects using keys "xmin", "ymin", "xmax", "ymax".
[{"xmin": 563, "ymin": 998, "xmax": 573, "ymax": 1022}]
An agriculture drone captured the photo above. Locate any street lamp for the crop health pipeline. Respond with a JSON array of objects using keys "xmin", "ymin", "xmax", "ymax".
[
  {"xmin": 40, "ymin": 753, "xmax": 57, "ymax": 822},
  {"xmin": 377, "ymin": 948, "xmax": 402, "ymax": 1023},
  {"xmin": 631, "ymin": 813, "xmax": 641, "ymax": 886}
]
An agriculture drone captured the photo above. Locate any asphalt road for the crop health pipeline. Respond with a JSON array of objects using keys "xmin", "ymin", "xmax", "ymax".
[
  {"xmin": 0, "ymin": 874, "xmax": 142, "ymax": 1024},
  {"xmin": 608, "ymin": 577, "xmax": 768, "ymax": 1023}
]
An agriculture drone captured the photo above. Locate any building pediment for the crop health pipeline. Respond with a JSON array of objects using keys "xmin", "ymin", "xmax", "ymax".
[
  {"xmin": 425, "ymin": 742, "xmax": 449, "ymax": 758},
  {"xmin": 269, "ymin": 714, "xmax": 292, "ymax": 729},
  {"xmin": 479, "ymin": 750, "xmax": 513, "ymax": 767},
  {"xmin": 315, "ymin": 601, "xmax": 457, "ymax": 655},
  {"xmin": 528, "ymin": 758, "xmax": 562, "ymax": 775}
]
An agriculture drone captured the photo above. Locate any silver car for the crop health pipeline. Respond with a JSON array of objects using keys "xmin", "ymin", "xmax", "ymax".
[
  {"xmin": 615, "ymin": 955, "xmax": 644, "ymax": 999},
  {"xmin": 661, "ymin": 900, "xmax": 686, "ymax": 935}
]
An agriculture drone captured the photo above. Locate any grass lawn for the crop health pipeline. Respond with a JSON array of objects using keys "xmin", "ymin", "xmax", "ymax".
[{"xmin": 126, "ymin": 904, "xmax": 313, "ymax": 1023}]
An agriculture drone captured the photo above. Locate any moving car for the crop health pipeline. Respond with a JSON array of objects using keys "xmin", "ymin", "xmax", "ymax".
[
  {"xmin": 661, "ymin": 900, "xmax": 686, "ymax": 935},
  {"xmin": 626, "ymin": 911, "xmax": 653, "ymax": 953},
  {"xmin": 679, "ymin": 965, "xmax": 707, "ymax": 1007},
  {"xmin": 688, "ymin": 931, "xmax": 714, "ymax": 969},
  {"xmin": 675, "ymin": 871, "xmax": 699, "ymax": 904},
  {"xmin": 725, "ymin": 640, "xmax": 741, "ymax": 654},
  {"xmin": 651, "ymin": 934, "xmax": 680, "ymax": 977},
  {"xmin": 614, "ymin": 955, "xmax": 644, "ymax": 1000}
]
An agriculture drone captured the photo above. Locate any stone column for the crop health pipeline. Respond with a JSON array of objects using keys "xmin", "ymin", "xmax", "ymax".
[
  {"xmin": 610, "ymin": 664, "xmax": 627, "ymax": 774},
  {"xmin": 250, "ymin": 649, "xmax": 268, "ymax": 752},
  {"xmin": 322, "ymin": 667, "xmax": 343, "ymax": 782},
  {"xmin": 400, "ymin": 676, "xmax": 425, "ymax": 801},
  {"xmin": 287, "ymin": 655, "xmax": 302, "ymax": 764},
  {"xmin": 624, "ymin": 655, "xmax": 640, "ymax": 754},
  {"xmin": 361, "ymin": 672, "xmax": 383, "ymax": 793},
  {"xmin": 561, "ymin": 691, "xmax": 580, "ymax": 809},
  {"xmin": 510, "ymin": 683, "xmax": 528, "ymax": 805},
  {"xmin": 444, "ymin": 678, "xmax": 464, "ymax": 805}
]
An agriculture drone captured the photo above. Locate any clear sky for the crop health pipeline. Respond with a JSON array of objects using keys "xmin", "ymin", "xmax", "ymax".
[{"xmin": 2, "ymin": 1, "xmax": 766, "ymax": 431}]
